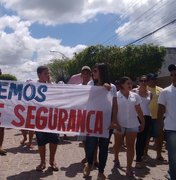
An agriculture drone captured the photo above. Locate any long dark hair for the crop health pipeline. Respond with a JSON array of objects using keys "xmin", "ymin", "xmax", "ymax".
[{"xmin": 93, "ymin": 63, "xmax": 110, "ymax": 86}]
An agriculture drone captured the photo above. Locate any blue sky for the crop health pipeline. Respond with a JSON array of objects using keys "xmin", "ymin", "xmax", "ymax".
[
  {"xmin": 29, "ymin": 13, "xmax": 119, "ymax": 47},
  {"xmin": 0, "ymin": 0, "xmax": 175, "ymax": 80}
]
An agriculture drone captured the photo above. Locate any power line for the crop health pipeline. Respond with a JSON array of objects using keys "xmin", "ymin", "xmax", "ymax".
[
  {"xmin": 49, "ymin": 50, "xmax": 68, "ymax": 60},
  {"xmin": 116, "ymin": 0, "xmax": 176, "ymax": 45},
  {"xmin": 102, "ymin": 0, "xmax": 163, "ymax": 45},
  {"xmin": 119, "ymin": 8, "xmax": 176, "ymax": 46},
  {"xmin": 140, "ymin": 23, "xmax": 176, "ymax": 45},
  {"xmin": 104, "ymin": 0, "xmax": 176, "ymax": 46},
  {"xmin": 98, "ymin": 0, "xmax": 142, "ymax": 45},
  {"xmin": 124, "ymin": 18, "xmax": 176, "ymax": 46}
]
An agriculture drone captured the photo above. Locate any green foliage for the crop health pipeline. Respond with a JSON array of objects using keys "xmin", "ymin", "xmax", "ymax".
[
  {"xmin": 47, "ymin": 44, "xmax": 166, "ymax": 83},
  {"xmin": 47, "ymin": 59, "xmax": 69, "ymax": 83},
  {"xmin": 0, "ymin": 74, "xmax": 17, "ymax": 81},
  {"xmin": 119, "ymin": 44, "xmax": 166, "ymax": 80}
]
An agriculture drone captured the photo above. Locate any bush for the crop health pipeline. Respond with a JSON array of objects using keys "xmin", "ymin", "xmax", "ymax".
[{"xmin": 0, "ymin": 74, "xmax": 17, "ymax": 81}]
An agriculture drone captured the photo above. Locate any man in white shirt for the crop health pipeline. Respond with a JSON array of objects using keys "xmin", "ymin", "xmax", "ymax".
[{"xmin": 158, "ymin": 64, "xmax": 176, "ymax": 180}]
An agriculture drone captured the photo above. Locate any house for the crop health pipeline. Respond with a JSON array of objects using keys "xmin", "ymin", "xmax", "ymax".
[{"xmin": 157, "ymin": 47, "xmax": 176, "ymax": 88}]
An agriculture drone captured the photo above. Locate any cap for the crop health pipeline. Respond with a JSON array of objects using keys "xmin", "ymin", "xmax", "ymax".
[
  {"xmin": 81, "ymin": 66, "xmax": 91, "ymax": 72},
  {"xmin": 168, "ymin": 64, "xmax": 176, "ymax": 72},
  {"xmin": 147, "ymin": 73, "xmax": 158, "ymax": 80}
]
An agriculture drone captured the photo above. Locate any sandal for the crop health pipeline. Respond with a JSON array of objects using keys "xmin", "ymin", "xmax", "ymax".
[
  {"xmin": 26, "ymin": 143, "xmax": 34, "ymax": 149},
  {"xmin": 0, "ymin": 149, "xmax": 7, "ymax": 155},
  {"xmin": 49, "ymin": 163, "xmax": 59, "ymax": 171},
  {"xmin": 36, "ymin": 163, "xmax": 46, "ymax": 171},
  {"xmin": 156, "ymin": 156, "xmax": 165, "ymax": 161},
  {"xmin": 20, "ymin": 138, "xmax": 27, "ymax": 145},
  {"xmin": 83, "ymin": 164, "xmax": 91, "ymax": 177}
]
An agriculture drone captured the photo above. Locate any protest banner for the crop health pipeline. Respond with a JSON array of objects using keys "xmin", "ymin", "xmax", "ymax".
[{"xmin": 0, "ymin": 80, "xmax": 113, "ymax": 138}]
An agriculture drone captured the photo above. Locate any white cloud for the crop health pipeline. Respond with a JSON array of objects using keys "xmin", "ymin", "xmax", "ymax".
[
  {"xmin": 0, "ymin": 0, "xmax": 176, "ymax": 81},
  {"xmin": 1, "ymin": 0, "xmax": 130, "ymax": 25},
  {"xmin": 115, "ymin": 0, "xmax": 176, "ymax": 46},
  {"xmin": 1, "ymin": 0, "xmax": 175, "ymax": 46},
  {"xmin": 0, "ymin": 15, "xmax": 86, "ymax": 81}
]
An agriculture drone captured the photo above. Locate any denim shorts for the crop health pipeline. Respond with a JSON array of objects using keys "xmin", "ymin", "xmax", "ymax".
[
  {"xmin": 120, "ymin": 126, "xmax": 139, "ymax": 134},
  {"xmin": 35, "ymin": 132, "xmax": 59, "ymax": 146}
]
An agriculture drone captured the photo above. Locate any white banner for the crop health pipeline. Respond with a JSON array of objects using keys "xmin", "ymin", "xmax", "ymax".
[{"xmin": 0, "ymin": 81, "xmax": 113, "ymax": 138}]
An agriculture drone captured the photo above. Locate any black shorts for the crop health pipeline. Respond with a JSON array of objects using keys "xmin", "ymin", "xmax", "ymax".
[
  {"xmin": 149, "ymin": 119, "xmax": 159, "ymax": 138},
  {"xmin": 35, "ymin": 132, "xmax": 59, "ymax": 146}
]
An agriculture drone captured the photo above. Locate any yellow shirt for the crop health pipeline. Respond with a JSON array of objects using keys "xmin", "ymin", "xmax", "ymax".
[{"xmin": 147, "ymin": 86, "xmax": 163, "ymax": 119}]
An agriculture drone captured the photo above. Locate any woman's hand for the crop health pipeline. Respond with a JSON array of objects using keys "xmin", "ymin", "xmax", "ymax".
[
  {"xmin": 139, "ymin": 122, "xmax": 145, "ymax": 132},
  {"xmin": 109, "ymin": 122, "xmax": 121, "ymax": 132},
  {"xmin": 135, "ymin": 104, "xmax": 145, "ymax": 132},
  {"xmin": 103, "ymin": 83, "xmax": 111, "ymax": 91}
]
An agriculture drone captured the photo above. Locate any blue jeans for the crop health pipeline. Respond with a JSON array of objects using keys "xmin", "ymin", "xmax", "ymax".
[
  {"xmin": 136, "ymin": 116, "xmax": 152, "ymax": 162},
  {"xmin": 166, "ymin": 130, "xmax": 176, "ymax": 180},
  {"xmin": 85, "ymin": 136, "xmax": 109, "ymax": 173}
]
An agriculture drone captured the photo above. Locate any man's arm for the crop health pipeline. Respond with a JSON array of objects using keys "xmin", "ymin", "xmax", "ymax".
[{"xmin": 157, "ymin": 104, "xmax": 165, "ymax": 130}]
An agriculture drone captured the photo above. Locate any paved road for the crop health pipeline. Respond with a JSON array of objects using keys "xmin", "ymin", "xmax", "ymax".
[{"xmin": 0, "ymin": 129, "xmax": 168, "ymax": 180}]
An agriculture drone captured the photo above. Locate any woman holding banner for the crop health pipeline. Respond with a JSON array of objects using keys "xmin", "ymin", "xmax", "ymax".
[
  {"xmin": 113, "ymin": 76, "xmax": 145, "ymax": 178},
  {"xmin": 83, "ymin": 63, "xmax": 119, "ymax": 180}
]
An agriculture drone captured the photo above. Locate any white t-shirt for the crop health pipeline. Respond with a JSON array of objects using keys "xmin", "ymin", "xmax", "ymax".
[
  {"xmin": 133, "ymin": 89, "xmax": 151, "ymax": 116},
  {"xmin": 158, "ymin": 84, "xmax": 176, "ymax": 131},
  {"xmin": 111, "ymin": 83, "xmax": 117, "ymax": 98},
  {"xmin": 117, "ymin": 91, "xmax": 141, "ymax": 128},
  {"xmin": 87, "ymin": 80, "xmax": 117, "ymax": 97}
]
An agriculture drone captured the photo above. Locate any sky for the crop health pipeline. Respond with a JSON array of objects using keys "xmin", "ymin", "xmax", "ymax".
[{"xmin": 0, "ymin": 0, "xmax": 176, "ymax": 81}]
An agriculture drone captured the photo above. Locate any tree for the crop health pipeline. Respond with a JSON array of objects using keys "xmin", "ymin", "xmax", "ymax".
[
  {"xmin": 47, "ymin": 59, "xmax": 70, "ymax": 83},
  {"xmin": 0, "ymin": 74, "xmax": 17, "ymax": 81},
  {"xmin": 118, "ymin": 44, "xmax": 166, "ymax": 80},
  {"xmin": 47, "ymin": 44, "xmax": 166, "ymax": 83}
]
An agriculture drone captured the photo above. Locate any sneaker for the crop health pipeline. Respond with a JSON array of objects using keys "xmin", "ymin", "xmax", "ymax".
[
  {"xmin": 97, "ymin": 173, "xmax": 106, "ymax": 180},
  {"xmin": 83, "ymin": 164, "xmax": 91, "ymax": 177}
]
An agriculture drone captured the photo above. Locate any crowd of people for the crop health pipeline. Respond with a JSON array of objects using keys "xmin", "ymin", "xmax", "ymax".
[{"xmin": 0, "ymin": 62, "xmax": 176, "ymax": 180}]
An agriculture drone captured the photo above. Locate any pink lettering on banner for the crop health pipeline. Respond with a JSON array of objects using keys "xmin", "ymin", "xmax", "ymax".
[
  {"xmin": 0, "ymin": 81, "xmax": 112, "ymax": 138},
  {"xmin": 11, "ymin": 104, "xmax": 103, "ymax": 135}
]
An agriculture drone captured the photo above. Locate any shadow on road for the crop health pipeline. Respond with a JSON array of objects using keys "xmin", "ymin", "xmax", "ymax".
[
  {"xmin": 7, "ymin": 168, "xmax": 54, "ymax": 180},
  {"xmin": 7, "ymin": 145, "xmax": 38, "ymax": 154},
  {"xmin": 60, "ymin": 161, "xmax": 83, "ymax": 178}
]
